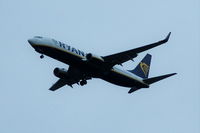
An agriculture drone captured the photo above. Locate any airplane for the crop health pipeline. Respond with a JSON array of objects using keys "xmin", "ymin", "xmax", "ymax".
[{"xmin": 28, "ymin": 32, "xmax": 176, "ymax": 93}]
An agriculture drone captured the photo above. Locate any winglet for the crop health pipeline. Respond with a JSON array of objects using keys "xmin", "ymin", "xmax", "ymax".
[
  {"xmin": 161, "ymin": 32, "xmax": 171, "ymax": 43},
  {"xmin": 165, "ymin": 32, "xmax": 171, "ymax": 42}
]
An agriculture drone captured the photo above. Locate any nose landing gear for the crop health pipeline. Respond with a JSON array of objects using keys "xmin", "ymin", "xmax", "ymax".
[
  {"xmin": 40, "ymin": 54, "xmax": 44, "ymax": 59},
  {"xmin": 80, "ymin": 80, "xmax": 87, "ymax": 86}
]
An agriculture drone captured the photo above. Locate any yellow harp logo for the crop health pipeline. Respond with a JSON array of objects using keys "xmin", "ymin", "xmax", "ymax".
[{"xmin": 140, "ymin": 62, "xmax": 149, "ymax": 77}]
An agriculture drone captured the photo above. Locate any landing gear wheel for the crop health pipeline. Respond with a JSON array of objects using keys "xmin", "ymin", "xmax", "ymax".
[
  {"xmin": 40, "ymin": 54, "xmax": 44, "ymax": 59},
  {"xmin": 80, "ymin": 80, "xmax": 87, "ymax": 86}
]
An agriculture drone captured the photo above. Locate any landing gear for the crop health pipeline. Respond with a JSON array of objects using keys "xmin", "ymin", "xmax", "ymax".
[
  {"xmin": 80, "ymin": 80, "xmax": 87, "ymax": 86},
  {"xmin": 40, "ymin": 54, "xmax": 44, "ymax": 59}
]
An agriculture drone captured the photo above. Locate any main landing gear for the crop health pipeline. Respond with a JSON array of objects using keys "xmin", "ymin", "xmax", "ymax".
[
  {"xmin": 80, "ymin": 80, "xmax": 87, "ymax": 86},
  {"xmin": 40, "ymin": 54, "xmax": 44, "ymax": 59}
]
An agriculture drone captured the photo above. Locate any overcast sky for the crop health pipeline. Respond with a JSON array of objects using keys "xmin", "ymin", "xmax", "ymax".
[{"xmin": 0, "ymin": 0, "xmax": 199, "ymax": 133}]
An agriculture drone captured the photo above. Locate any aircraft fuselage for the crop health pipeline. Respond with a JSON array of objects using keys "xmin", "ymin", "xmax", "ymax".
[{"xmin": 28, "ymin": 36, "xmax": 148, "ymax": 89}]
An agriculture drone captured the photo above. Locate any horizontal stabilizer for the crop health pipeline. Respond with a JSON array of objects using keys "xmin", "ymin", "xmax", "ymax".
[
  {"xmin": 49, "ymin": 79, "xmax": 69, "ymax": 91},
  {"xmin": 143, "ymin": 73, "xmax": 177, "ymax": 85},
  {"xmin": 128, "ymin": 87, "xmax": 140, "ymax": 94}
]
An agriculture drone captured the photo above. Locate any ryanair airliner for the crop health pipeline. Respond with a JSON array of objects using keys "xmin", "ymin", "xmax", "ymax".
[{"xmin": 28, "ymin": 32, "xmax": 176, "ymax": 93}]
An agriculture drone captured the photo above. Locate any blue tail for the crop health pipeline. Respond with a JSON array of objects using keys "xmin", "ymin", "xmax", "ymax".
[{"xmin": 129, "ymin": 54, "xmax": 152, "ymax": 79}]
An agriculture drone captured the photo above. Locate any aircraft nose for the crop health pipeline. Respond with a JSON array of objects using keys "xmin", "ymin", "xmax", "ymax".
[{"xmin": 28, "ymin": 38, "xmax": 35, "ymax": 45}]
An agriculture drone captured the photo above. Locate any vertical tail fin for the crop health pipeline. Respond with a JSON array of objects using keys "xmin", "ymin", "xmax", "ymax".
[{"xmin": 129, "ymin": 54, "xmax": 152, "ymax": 79}]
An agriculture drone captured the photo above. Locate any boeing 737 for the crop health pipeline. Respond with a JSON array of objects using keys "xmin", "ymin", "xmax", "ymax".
[{"xmin": 28, "ymin": 32, "xmax": 176, "ymax": 93}]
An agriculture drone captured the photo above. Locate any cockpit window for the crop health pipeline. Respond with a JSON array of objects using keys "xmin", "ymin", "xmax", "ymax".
[{"xmin": 34, "ymin": 36, "xmax": 43, "ymax": 39}]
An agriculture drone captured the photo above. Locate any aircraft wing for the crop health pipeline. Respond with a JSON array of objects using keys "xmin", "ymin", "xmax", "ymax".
[
  {"xmin": 49, "ymin": 78, "xmax": 75, "ymax": 91},
  {"xmin": 102, "ymin": 32, "xmax": 171, "ymax": 67}
]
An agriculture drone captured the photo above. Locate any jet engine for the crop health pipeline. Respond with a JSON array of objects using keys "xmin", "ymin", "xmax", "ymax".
[
  {"xmin": 53, "ymin": 68, "xmax": 69, "ymax": 79},
  {"xmin": 53, "ymin": 67, "xmax": 85, "ymax": 81},
  {"xmin": 86, "ymin": 53, "xmax": 104, "ymax": 62}
]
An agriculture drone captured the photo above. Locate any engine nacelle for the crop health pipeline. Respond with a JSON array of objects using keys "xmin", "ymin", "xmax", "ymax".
[
  {"xmin": 86, "ymin": 53, "xmax": 104, "ymax": 62},
  {"xmin": 53, "ymin": 67, "xmax": 69, "ymax": 79}
]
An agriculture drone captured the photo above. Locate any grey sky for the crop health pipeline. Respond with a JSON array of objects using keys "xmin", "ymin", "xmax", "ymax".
[{"xmin": 0, "ymin": 0, "xmax": 199, "ymax": 133}]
